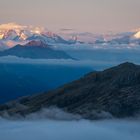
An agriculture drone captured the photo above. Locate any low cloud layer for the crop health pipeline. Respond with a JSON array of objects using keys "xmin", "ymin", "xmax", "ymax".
[
  {"xmin": 0, "ymin": 118, "xmax": 140, "ymax": 140},
  {"xmin": 0, "ymin": 55, "xmax": 124, "ymax": 70}
]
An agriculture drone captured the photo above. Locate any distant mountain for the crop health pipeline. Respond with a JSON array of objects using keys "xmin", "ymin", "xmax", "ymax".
[
  {"xmin": 134, "ymin": 30, "xmax": 140, "ymax": 39},
  {"xmin": 107, "ymin": 32, "xmax": 140, "ymax": 45},
  {"xmin": 59, "ymin": 29, "xmax": 140, "ymax": 47},
  {"xmin": 0, "ymin": 23, "xmax": 76, "ymax": 49},
  {"xmin": 58, "ymin": 30, "xmax": 102, "ymax": 43},
  {"xmin": 0, "ymin": 40, "xmax": 73, "ymax": 59},
  {"xmin": 0, "ymin": 23, "xmax": 140, "ymax": 50},
  {"xmin": 0, "ymin": 62, "xmax": 140, "ymax": 119},
  {"xmin": 108, "ymin": 35, "xmax": 131, "ymax": 45}
]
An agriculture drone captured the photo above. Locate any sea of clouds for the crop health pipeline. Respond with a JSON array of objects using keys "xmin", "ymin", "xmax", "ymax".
[
  {"xmin": 0, "ymin": 107, "xmax": 140, "ymax": 140},
  {"xmin": 0, "ymin": 55, "xmax": 128, "ymax": 71},
  {"xmin": 0, "ymin": 118, "xmax": 140, "ymax": 140},
  {"xmin": 1, "ymin": 47, "xmax": 140, "ymax": 71}
]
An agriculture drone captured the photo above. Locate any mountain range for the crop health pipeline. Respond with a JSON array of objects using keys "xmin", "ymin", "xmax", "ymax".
[
  {"xmin": 0, "ymin": 23, "xmax": 77, "ymax": 50},
  {"xmin": 59, "ymin": 28, "xmax": 140, "ymax": 45},
  {"xmin": 0, "ymin": 23, "xmax": 140, "ymax": 50},
  {"xmin": 0, "ymin": 62, "xmax": 140, "ymax": 120}
]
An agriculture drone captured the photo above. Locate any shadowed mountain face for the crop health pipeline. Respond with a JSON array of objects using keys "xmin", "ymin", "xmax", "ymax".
[
  {"xmin": 0, "ymin": 62, "xmax": 140, "ymax": 119},
  {"xmin": 0, "ymin": 41, "xmax": 73, "ymax": 59}
]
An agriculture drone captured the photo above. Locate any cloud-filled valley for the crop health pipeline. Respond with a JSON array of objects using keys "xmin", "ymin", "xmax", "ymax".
[
  {"xmin": 0, "ymin": 0, "xmax": 140, "ymax": 139},
  {"xmin": 0, "ymin": 118, "xmax": 140, "ymax": 140}
]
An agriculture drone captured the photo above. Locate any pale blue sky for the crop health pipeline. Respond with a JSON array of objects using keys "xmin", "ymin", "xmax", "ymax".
[{"xmin": 0, "ymin": 0, "xmax": 140, "ymax": 33}]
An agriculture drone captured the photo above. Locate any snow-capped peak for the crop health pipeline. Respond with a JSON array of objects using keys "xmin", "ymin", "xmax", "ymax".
[
  {"xmin": 0, "ymin": 23, "xmax": 76, "ymax": 50},
  {"xmin": 134, "ymin": 31, "xmax": 140, "ymax": 39},
  {"xmin": 0, "ymin": 23, "xmax": 47, "ymax": 41}
]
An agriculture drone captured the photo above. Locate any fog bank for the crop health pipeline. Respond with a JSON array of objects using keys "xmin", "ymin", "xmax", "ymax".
[{"xmin": 0, "ymin": 119, "xmax": 140, "ymax": 140}]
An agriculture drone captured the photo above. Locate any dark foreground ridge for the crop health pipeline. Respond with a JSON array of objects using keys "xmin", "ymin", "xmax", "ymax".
[{"xmin": 0, "ymin": 62, "xmax": 140, "ymax": 120}]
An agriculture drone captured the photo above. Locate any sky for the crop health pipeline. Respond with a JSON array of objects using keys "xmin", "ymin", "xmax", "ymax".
[{"xmin": 0, "ymin": 0, "xmax": 140, "ymax": 33}]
